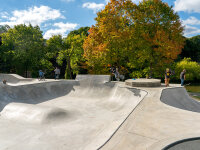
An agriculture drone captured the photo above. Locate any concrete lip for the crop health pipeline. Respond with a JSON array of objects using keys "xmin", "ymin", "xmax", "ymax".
[
  {"xmin": 161, "ymin": 87, "xmax": 200, "ymax": 113},
  {"xmin": 163, "ymin": 138, "xmax": 200, "ymax": 150},
  {"xmin": 0, "ymin": 74, "xmax": 147, "ymax": 150},
  {"xmin": 147, "ymin": 134, "xmax": 200, "ymax": 150},
  {"xmin": 125, "ymin": 78, "xmax": 161, "ymax": 87}
]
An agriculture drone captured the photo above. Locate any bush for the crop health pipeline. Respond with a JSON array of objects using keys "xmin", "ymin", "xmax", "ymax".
[{"xmin": 175, "ymin": 58, "xmax": 200, "ymax": 81}]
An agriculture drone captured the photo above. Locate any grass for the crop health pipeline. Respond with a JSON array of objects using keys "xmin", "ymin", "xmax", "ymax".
[
  {"xmin": 185, "ymin": 85, "xmax": 200, "ymax": 93},
  {"xmin": 185, "ymin": 84, "xmax": 200, "ymax": 101},
  {"xmin": 192, "ymin": 96, "xmax": 200, "ymax": 101}
]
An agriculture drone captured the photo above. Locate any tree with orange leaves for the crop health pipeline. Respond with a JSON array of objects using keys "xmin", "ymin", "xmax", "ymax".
[
  {"xmin": 84, "ymin": 0, "xmax": 185, "ymax": 77},
  {"xmin": 83, "ymin": 0, "xmax": 134, "ymax": 74},
  {"xmin": 128, "ymin": 0, "xmax": 185, "ymax": 77}
]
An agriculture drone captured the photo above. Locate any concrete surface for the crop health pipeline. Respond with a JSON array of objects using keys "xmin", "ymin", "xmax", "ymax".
[
  {"xmin": 76, "ymin": 74, "xmax": 111, "ymax": 83},
  {"xmin": 0, "ymin": 73, "xmax": 36, "ymax": 84},
  {"xmin": 164, "ymin": 138, "xmax": 200, "ymax": 150},
  {"xmin": 101, "ymin": 84, "xmax": 200, "ymax": 150},
  {"xmin": 125, "ymin": 78, "xmax": 161, "ymax": 87},
  {"xmin": 0, "ymin": 74, "xmax": 146, "ymax": 150},
  {"xmin": 0, "ymin": 74, "xmax": 200, "ymax": 150}
]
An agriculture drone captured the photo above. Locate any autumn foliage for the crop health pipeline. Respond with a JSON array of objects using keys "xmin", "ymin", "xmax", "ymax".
[{"xmin": 83, "ymin": 0, "xmax": 185, "ymax": 77}]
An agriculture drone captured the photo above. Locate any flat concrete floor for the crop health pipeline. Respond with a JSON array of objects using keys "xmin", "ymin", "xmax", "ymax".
[
  {"xmin": 101, "ymin": 84, "xmax": 200, "ymax": 150},
  {"xmin": 0, "ymin": 74, "xmax": 200, "ymax": 150}
]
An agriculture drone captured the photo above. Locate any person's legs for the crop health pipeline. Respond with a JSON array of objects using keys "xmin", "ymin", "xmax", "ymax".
[
  {"xmin": 39, "ymin": 75, "xmax": 42, "ymax": 81},
  {"xmin": 114, "ymin": 73, "xmax": 119, "ymax": 81},
  {"xmin": 120, "ymin": 75, "xmax": 124, "ymax": 81},
  {"xmin": 181, "ymin": 78, "xmax": 184, "ymax": 86},
  {"xmin": 167, "ymin": 78, "xmax": 170, "ymax": 86},
  {"xmin": 42, "ymin": 74, "xmax": 45, "ymax": 81}
]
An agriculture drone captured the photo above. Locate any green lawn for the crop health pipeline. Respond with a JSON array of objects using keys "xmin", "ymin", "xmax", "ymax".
[
  {"xmin": 185, "ymin": 85, "xmax": 200, "ymax": 93},
  {"xmin": 192, "ymin": 96, "xmax": 200, "ymax": 101},
  {"xmin": 185, "ymin": 85, "xmax": 200, "ymax": 101}
]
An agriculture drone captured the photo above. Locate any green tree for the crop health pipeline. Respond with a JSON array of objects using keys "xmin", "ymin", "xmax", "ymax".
[
  {"xmin": 0, "ymin": 25, "xmax": 11, "ymax": 72},
  {"xmin": 84, "ymin": 0, "xmax": 133, "ymax": 74},
  {"xmin": 175, "ymin": 58, "xmax": 200, "ymax": 81},
  {"xmin": 180, "ymin": 35, "xmax": 200, "ymax": 62},
  {"xmin": 1, "ymin": 24, "xmax": 45, "ymax": 77},
  {"xmin": 58, "ymin": 27, "xmax": 89, "ymax": 79},
  {"xmin": 84, "ymin": 0, "xmax": 185, "ymax": 78},
  {"xmin": 45, "ymin": 35, "xmax": 64, "ymax": 77},
  {"xmin": 0, "ymin": 25, "xmax": 10, "ymax": 34},
  {"xmin": 128, "ymin": 0, "xmax": 185, "ymax": 78}
]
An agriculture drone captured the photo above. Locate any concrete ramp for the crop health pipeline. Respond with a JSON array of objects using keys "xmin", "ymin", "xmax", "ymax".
[
  {"xmin": 0, "ymin": 73, "xmax": 35, "ymax": 84},
  {"xmin": 1, "ymin": 103, "xmax": 68, "ymax": 124},
  {"xmin": 161, "ymin": 87, "xmax": 200, "ymax": 113},
  {"xmin": 76, "ymin": 74, "xmax": 110, "ymax": 83},
  {"xmin": 0, "ymin": 75, "xmax": 147, "ymax": 150}
]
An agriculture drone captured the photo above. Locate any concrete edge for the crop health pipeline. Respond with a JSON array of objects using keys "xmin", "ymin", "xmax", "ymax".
[
  {"xmin": 148, "ymin": 87, "xmax": 200, "ymax": 150},
  {"xmin": 147, "ymin": 134, "xmax": 200, "ymax": 150},
  {"xmin": 159, "ymin": 86, "xmax": 200, "ymax": 112},
  {"xmin": 98, "ymin": 87, "xmax": 148, "ymax": 150}
]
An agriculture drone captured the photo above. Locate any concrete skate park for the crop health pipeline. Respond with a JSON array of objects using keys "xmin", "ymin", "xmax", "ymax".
[{"xmin": 0, "ymin": 74, "xmax": 200, "ymax": 150}]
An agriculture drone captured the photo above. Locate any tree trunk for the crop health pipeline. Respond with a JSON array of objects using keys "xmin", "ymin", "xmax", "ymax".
[
  {"xmin": 25, "ymin": 62, "xmax": 28, "ymax": 78},
  {"xmin": 149, "ymin": 62, "xmax": 154, "ymax": 78},
  {"xmin": 67, "ymin": 57, "xmax": 72, "ymax": 79}
]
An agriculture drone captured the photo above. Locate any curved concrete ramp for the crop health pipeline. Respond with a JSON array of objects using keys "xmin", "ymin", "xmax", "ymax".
[
  {"xmin": 161, "ymin": 87, "xmax": 200, "ymax": 113},
  {"xmin": 0, "ymin": 73, "xmax": 36, "ymax": 84},
  {"xmin": 76, "ymin": 74, "xmax": 110, "ymax": 83},
  {"xmin": 0, "ymin": 76, "xmax": 147, "ymax": 150},
  {"xmin": 164, "ymin": 138, "xmax": 200, "ymax": 150},
  {"xmin": 1, "ymin": 103, "xmax": 68, "ymax": 124}
]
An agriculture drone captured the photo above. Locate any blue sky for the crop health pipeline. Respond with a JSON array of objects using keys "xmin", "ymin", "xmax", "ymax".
[{"xmin": 0, "ymin": 0, "xmax": 200, "ymax": 39}]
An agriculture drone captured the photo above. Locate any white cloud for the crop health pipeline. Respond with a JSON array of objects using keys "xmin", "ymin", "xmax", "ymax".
[
  {"xmin": 182, "ymin": 16, "xmax": 200, "ymax": 25},
  {"xmin": 82, "ymin": 2, "xmax": 105, "ymax": 13},
  {"xmin": 1, "ymin": 12, "xmax": 9, "ymax": 19},
  {"xmin": 0, "ymin": 6, "xmax": 64, "ymax": 27},
  {"xmin": 184, "ymin": 25, "xmax": 200, "ymax": 36},
  {"xmin": 43, "ymin": 22, "xmax": 78, "ymax": 39},
  {"xmin": 174, "ymin": 0, "xmax": 200, "ymax": 13}
]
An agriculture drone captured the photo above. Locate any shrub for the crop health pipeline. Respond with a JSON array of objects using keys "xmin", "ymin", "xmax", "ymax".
[{"xmin": 175, "ymin": 58, "xmax": 200, "ymax": 81}]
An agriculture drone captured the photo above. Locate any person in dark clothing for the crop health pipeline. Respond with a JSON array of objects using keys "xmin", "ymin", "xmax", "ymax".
[
  {"xmin": 180, "ymin": 69, "xmax": 186, "ymax": 86},
  {"xmin": 110, "ymin": 66, "xmax": 124, "ymax": 81},
  {"xmin": 54, "ymin": 67, "xmax": 60, "ymax": 80}
]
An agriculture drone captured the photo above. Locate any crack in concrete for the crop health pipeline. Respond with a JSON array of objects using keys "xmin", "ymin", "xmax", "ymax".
[{"xmin": 128, "ymin": 131, "xmax": 159, "ymax": 141}]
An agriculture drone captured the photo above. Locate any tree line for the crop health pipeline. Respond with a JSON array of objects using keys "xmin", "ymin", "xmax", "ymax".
[
  {"xmin": 0, "ymin": 0, "xmax": 199, "ymax": 82},
  {"xmin": 0, "ymin": 24, "xmax": 90, "ymax": 79}
]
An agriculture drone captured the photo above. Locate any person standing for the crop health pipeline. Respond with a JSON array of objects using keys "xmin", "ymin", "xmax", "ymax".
[
  {"xmin": 165, "ymin": 68, "xmax": 171, "ymax": 87},
  {"xmin": 54, "ymin": 67, "xmax": 60, "ymax": 80},
  {"xmin": 180, "ymin": 69, "xmax": 186, "ymax": 86},
  {"xmin": 39, "ymin": 70, "xmax": 45, "ymax": 81}
]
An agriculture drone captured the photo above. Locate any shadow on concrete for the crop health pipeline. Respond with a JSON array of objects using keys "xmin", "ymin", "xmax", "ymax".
[{"xmin": 126, "ymin": 87, "xmax": 142, "ymax": 97}]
